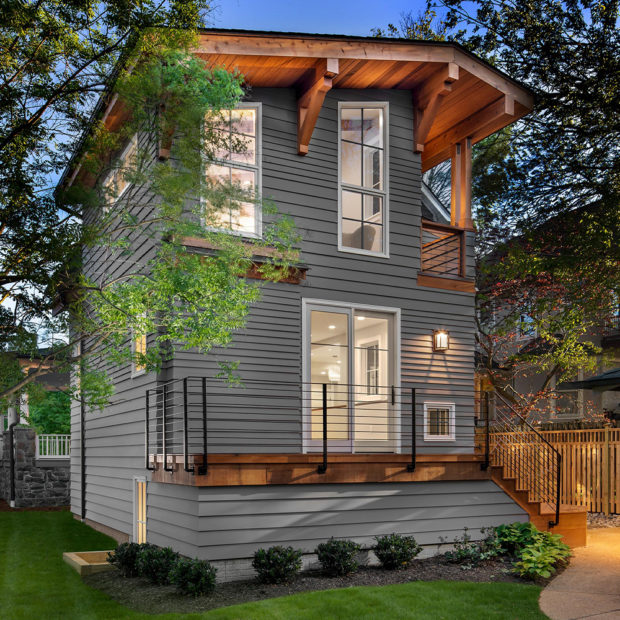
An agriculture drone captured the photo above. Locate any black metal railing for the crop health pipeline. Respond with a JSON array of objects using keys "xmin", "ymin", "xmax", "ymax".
[
  {"xmin": 479, "ymin": 391, "xmax": 562, "ymax": 527},
  {"xmin": 145, "ymin": 377, "xmax": 475, "ymax": 475},
  {"xmin": 421, "ymin": 220, "xmax": 465, "ymax": 277}
]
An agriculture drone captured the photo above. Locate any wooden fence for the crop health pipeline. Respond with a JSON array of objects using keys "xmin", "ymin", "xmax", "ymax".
[{"xmin": 488, "ymin": 428, "xmax": 620, "ymax": 514}]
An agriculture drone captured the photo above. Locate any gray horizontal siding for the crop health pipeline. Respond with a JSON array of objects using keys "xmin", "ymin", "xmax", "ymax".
[{"xmin": 146, "ymin": 480, "xmax": 526, "ymax": 561}]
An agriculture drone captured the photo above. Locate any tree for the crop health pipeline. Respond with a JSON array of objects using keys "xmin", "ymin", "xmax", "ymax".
[
  {"xmin": 0, "ymin": 1, "xmax": 211, "ymax": 394},
  {"xmin": 28, "ymin": 390, "xmax": 71, "ymax": 435},
  {"xmin": 375, "ymin": 3, "xmax": 619, "ymax": 415},
  {"xmin": 0, "ymin": 35, "xmax": 300, "ymax": 407}
]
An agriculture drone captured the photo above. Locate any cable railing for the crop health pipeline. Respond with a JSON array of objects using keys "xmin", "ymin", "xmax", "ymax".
[
  {"xmin": 479, "ymin": 391, "xmax": 561, "ymax": 527},
  {"xmin": 421, "ymin": 220, "xmax": 465, "ymax": 277},
  {"xmin": 145, "ymin": 377, "xmax": 476, "ymax": 476}
]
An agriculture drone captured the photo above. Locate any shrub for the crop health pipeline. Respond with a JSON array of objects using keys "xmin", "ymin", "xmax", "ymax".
[
  {"xmin": 135, "ymin": 545, "xmax": 180, "ymax": 585},
  {"xmin": 373, "ymin": 533, "xmax": 421, "ymax": 570},
  {"xmin": 495, "ymin": 522, "xmax": 539, "ymax": 554},
  {"xmin": 252, "ymin": 546, "xmax": 303, "ymax": 583},
  {"xmin": 513, "ymin": 531, "xmax": 571, "ymax": 580},
  {"xmin": 316, "ymin": 538, "xmax": 362, "ymax": 576},
  {"xmin": 444, "ymin": 528, "xmax": 502, "ymax": 569},
  {"xmin": 169, "ymin": 558, "xmax": 217, "ymax": 596},
  {"xmin": 107, "ymin": 542, "xmax": 151, "ymax": 577}
]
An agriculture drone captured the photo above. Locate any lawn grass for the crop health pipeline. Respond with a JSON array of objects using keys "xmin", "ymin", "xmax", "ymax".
[{"xmin": 0, "ymin": 510, "xmax": 548, "ymax": 619}]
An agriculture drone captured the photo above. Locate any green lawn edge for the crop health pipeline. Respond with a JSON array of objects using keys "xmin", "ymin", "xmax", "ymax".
[{"xmin": 0, "ymin": 510, "xmax": 548, "ymax": 620}]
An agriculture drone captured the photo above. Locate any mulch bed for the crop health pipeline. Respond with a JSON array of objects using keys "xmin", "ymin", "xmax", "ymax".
[
  {"xmin": 0, "ymin": 499, "xmax": 69, "ymax": 512},
  {"xmin": 84, "ymin": 555, "xmax": 536, "ymax": 615}
]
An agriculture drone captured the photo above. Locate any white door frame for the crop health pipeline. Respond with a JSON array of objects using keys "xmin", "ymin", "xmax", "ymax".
[{"xmin": 301, "ymin": 298, "xmax": 401, "ymax": 453}]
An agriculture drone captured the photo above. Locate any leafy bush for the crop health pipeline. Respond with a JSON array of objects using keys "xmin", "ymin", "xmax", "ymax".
[
  {"xmin": 107, "ymin": 542, "xmax": 146, "ymax": 577},
  {"xmin": 136, "ymin": 545, "xmax": 180, "ymax": 585},
  {"xmin": 373, "ymin": 533, "xmax": 421, "ymax": 570},
  {"xmin": 252, "ymin": 546, "xmax": 303, "ymax": 583},
  {"xmin": 495, "ymin": 522, "xmax": 539, "ymax": 554},
  {"xmin": 169, "ymin": 558, "xmax": 217, "ymax": 596},
  {"xmin": 513, "ymin": 531, "xmax": 571, "ymax": 580},
  {"xmin": 444, "ymin": 528, "xmax": 502, "ymax": 569},
  {"xmin": 316, "ymin": 538, "xmax": 362, "ymax": 576}
]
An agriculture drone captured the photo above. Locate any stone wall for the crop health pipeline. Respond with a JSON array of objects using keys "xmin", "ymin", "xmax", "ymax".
[{"xmin": 0, "ymin": 428, "xmax": 70, "ymax": 507}]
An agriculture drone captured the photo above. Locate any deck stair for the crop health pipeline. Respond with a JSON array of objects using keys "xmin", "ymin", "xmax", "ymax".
[{"xmin": 477, "ymin": 392, "xmax": 587, "ymax": 547}]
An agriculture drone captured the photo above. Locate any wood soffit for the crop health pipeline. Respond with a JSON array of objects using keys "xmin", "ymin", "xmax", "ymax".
[{"xmin": 194, "ymin": 31, "xmax": 534, "ymax": 166}]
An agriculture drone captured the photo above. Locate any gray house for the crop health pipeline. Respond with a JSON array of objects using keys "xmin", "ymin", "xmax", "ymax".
[{"xmin": 62, "ymin": 30, "xmax": 585, "ymax": 577}]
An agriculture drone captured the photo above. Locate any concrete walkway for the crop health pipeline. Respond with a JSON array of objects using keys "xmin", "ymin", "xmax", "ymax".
[{"xmin": 540, "ymin": 528, "xmax": 620, "ymax": 619}]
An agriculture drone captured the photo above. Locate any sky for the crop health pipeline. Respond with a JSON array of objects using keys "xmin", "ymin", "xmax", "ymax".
[{"xmin": 211, "ymin": 0, "xmax": 426, "ymax": 37}]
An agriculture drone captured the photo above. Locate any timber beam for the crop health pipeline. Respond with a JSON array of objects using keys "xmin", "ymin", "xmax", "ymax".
[
  {"xmin": 297, "ymin": 58, "xmax": 339, "ymax": 155},
  {"xmin": 413, "ymin": 62, "xmax": 459, "ymax": 153},
  {"xmin": 422, "ymin": 94, "xmax": 516, "ymax": 172}
]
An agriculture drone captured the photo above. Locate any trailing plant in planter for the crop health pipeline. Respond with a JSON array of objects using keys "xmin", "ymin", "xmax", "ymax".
[
  {"xmin": 136, "ymin": 545, "xmax": 180, "ymax": 585},
  {"xmin": 169, "ymin": 558, "xmax": 217, "ymax": 596},
  {"xmin": 316, "ymin": 538, "xmax": 362, "ymax": 576},
  {"xmin": 374, "ymin": 533, "xmax": 421, "ymax": 570},
  {"xmin": 252, "ymin": 546, "xmax": 303, "ymax": 583}
]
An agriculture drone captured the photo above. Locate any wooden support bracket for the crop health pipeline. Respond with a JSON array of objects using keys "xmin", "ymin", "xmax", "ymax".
[
  {"xmin": 422, "ymin": 94, "xmax": 515, "ymax": 171},
  {"xmin": 413, "ymin": 62, "xmax": 459, "ymax": 153},
  {"xmin": 298, "ymin": 58, "xmax": 339, "ymax": 155}
]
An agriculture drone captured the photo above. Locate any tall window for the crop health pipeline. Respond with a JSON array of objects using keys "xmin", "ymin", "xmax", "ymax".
[
  {"xmin": 132, "ymin": 328, "xmax": 146, "ymax": 376},
  {"xmin": 339, "ymin": 103, "xmax": 388, "ymax": 256},
  {"xmin": 206, "ymin": 104, "xmax": 261, "ymax": 237},
  {"xmin": 102, "ymin": 135, "xmax": 138, "ymax": 212}
]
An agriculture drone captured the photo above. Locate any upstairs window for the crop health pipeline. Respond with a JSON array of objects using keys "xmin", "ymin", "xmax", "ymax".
[
  {"xmin": 339, "ymin": 103, "xmax": 388, "ymax": 257},
  {"xmin": 206, "ymin": 104, "xmax": 261, "ymax": 238},
  {"xmin": 132, "ymin": 326, "xmax": 147, "ymax": 377},
  {"xmin": 102, "ymin": 134, "xmax": 138, "ymax": 212}
]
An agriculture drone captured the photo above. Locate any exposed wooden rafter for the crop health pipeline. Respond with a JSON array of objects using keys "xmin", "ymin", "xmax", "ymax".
[
  {"xmin": 422, "ymin": 95, "xmax": 516, "ymax": 172},
  {"xmin": 297, "ymin": 58, "xmax": 339, "ymax": 155},
  {"xmin": 413, "ymin": 63, "xmax": 459, "ymax": 153}
]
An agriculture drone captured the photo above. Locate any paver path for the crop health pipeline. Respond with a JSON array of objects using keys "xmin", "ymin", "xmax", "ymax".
[{"xmin": 540, "ymin": 528, "xmax": 620, "ymax": 619}]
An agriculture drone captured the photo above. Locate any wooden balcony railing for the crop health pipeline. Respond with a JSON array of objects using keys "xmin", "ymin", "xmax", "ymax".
[{"xmin": 420, "ymin": 219, "xmax": 466, "ymax": 278}]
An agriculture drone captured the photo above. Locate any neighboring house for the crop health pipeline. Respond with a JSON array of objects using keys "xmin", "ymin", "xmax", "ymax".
[
  {"xmin": 57, "ymin": 30, "xmax": 584, "ymax": 572},
  {"xmin": 512, "ymin": 310, "xmax": 620, "ymax": 422}
]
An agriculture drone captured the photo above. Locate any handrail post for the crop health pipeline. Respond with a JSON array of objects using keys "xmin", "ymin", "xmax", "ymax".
[
  {"xmin": 481, "ymin": 391, "xmax": 490, "ymax": 470},
  {"xmin": 551, "ymin": 452, "xmax": 562, "ymax": 528},
  {"xmin": 183, "ymin": 378, "xmax": 192, "ymax": 473},
  {"xmin": 199, "ymin": 377, "xmax": 208, "ymax": 475},
  {"xmin": 318, "ymin": 383, "xmax": 328, "ymax": 474},
  {"xmin": 145, "ymin": 390, "xmax": 154, "ymax": 470},
  {"xmin": 162, "ymin": 383, "xmax": 173, "ymax": 473},
  {"xmin": 407, "ymin": 388, "xmax": 416, "ymax": 472}
]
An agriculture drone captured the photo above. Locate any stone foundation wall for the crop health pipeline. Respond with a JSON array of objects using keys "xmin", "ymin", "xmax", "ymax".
[{"xmin": 0, "ymin": 428, "xmax": 70, "ymax": 507}]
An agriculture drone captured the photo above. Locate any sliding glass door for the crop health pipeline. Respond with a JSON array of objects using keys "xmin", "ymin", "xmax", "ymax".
[{"xmin": 305, "ymin": 303, "xmax": 397, "ymax": 453}]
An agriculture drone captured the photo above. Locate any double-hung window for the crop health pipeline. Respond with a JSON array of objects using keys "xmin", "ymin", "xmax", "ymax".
[
  {"xmin": 339, "ymin": 103, "xmax": 388, "ymax": 256},
  {"xmin": 206, "ymin": 103, "xmax": 261, "ymax": 238}
]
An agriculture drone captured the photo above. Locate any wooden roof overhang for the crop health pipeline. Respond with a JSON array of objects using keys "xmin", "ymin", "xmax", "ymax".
[{"xmin": 195, "ymin": 30, "xmax": 534, "ymax": 171}]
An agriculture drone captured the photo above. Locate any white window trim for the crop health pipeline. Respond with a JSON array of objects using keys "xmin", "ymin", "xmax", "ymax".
[
  {"xmin": 102, "ymin": 134, "xmax": 138, "ymax": 214},
  {"xmin": 423, "ymin": 402, "xmax": 456, "ymax": 442},
  {"xmin": 203, "ymin": 102, "xmax": 263, "ymax": 239},
  {"xmin": 132, "ymin": 476, "xmax": 147, "ymax": 544},
  {"xmin": 301, "ymin": 298, "xmax": 401, "ymax": 453},
  {"xmin": 131, "ymin": 328, "xmax": 147, "ymax": 378},
  {"xmin": 337, "ymin": 101, "xmax": 390, "ymax": 259}
]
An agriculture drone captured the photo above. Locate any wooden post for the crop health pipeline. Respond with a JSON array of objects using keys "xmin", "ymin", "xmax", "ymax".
[
  {"xmin": 603, "ymin": 426, "xmax": 610, "ymax": 515},
  {"xmin": 450, "ymin": 139, "xmax": 473, "ymax": 229}
]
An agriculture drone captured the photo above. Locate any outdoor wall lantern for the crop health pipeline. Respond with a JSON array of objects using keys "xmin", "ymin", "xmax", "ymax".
[{"xmin": 433, "ymin": 330, "xmax": 449, "ymax": 352}]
